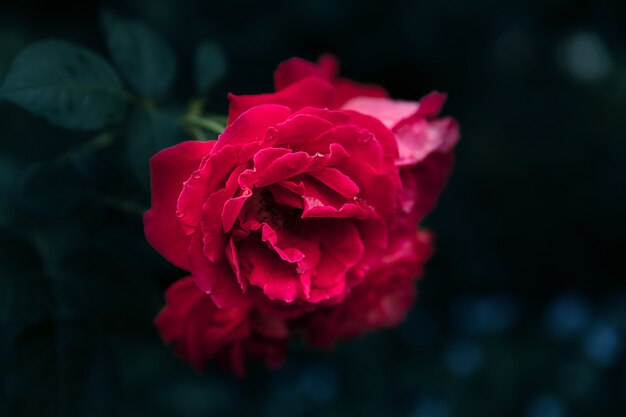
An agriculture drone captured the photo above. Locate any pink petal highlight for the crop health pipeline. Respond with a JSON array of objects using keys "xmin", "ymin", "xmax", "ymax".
[
  {"xmin": 341, "ymin": 97, "xmax": 419, "ymax": 129},
  {"xmin": 395, "ymin": 117, "xmax": 459, "ymax": 167}
]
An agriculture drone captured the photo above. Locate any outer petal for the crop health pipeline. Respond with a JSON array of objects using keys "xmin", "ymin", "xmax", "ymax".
[
  {"xmin": 155, "ymin": 277, "xmax": 207, "ymax": 343},
  {"xmin": 406, "ymin": 91, "xmax": 448, "ymax": 121},
  {"xmin": 302, "ymin": 230, "xmax": 432, "ymax": 348},
  {"xmin": 274, "ymin": 54, "xmax": 338, "ymax": 91},
  {"xmin": 341, "ymin": 96, "xmax": 419, "ymax": 130},
  {"xmin": 188, "ymin": 230, "xmax": 247, "ymax": 308},
  {"xmin": 144, "ymin": 141, "xmax": 214, "ymax": 270},
  {"xmin": 395, "ymin": 117, "xmax": 459, "ymax": 167},
  {"xmin": 340, "ymin": 91, "xmax": 448, "ymax": 132},
  {"xmin": 228, "ymin": 77, "xmax": 335, "ymax": 123},
  {"xmin": 341, "ymin": 109, "xmax": 400, "ymax": 168},
  {"xmin": 272, "ymin": 54, "xmax": 388, "ymax": 107},
  {"xmin": 213, "ymin": 104, "xmax": 292, "ymax": 153},
  {"xmin": 400, "ymin": 151, "xmax": 455, "ymax": 225},
  {"xmin": 154, "ymin": 276, "xmax": 249, "ymax": 372}
]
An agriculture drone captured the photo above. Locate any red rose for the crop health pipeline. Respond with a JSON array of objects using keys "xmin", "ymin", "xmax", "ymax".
[{"xmin": 146, "ymin": 55, "xmax": 458, "ymax": 374}]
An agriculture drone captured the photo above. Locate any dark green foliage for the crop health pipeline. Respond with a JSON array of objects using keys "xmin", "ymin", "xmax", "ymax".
[
  {"xmin": 101, "ymin": 10, "xmax": 177, "ymax": 99},
  {"xmin": 195, "ymin": 41, "xmax": 227, "ymax": 94},
  {"xmin": 0, "ymin": 9, "xmax": 229, "ymax": 417},
  {"xmin": 0, "ymin": 40, "xmax": 128, "ymax": 129},
  {"xmin": 127, "ymin": 106, "xmax": 186, "ymax": 189}
]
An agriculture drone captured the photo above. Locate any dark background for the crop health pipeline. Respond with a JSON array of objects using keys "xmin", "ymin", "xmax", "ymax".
[{"xmin": 1, "ymin": 0, "xmax": 625, "ymax": 416}]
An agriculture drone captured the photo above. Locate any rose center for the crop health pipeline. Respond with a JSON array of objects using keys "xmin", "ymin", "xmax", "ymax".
[{"xmin": 249, "ymin": 189, "xmax": 301, "ymax": 231}]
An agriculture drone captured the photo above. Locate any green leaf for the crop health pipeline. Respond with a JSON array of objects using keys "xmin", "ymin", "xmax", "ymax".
[
  {"xmin": 194, "ymin": 41, "xmax": 226, "ymax": 94},
  {"xmin": 0, "ymin": 40, "xmax": 128, "ymax": 130},
  {"xmin": 101, "ymin": 10, "xmax": 177, "ymax": 99},
  {"xmin": 127, "ymin": 107, "xmax": 185, "ymax": 189}
]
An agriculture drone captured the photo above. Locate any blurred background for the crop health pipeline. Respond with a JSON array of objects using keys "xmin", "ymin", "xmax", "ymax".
[{"xmin": 1, "ymin": 0, "xmax": 625, "ymax": 416}]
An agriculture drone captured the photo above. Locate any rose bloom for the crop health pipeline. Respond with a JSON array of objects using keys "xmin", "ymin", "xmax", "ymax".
[{"xmin": 146, "ymin": 55, "xmax": 459, "ymax": 375}]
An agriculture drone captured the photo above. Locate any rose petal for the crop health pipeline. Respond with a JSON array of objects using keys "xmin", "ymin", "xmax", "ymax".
[
  {"xmin": 274, "ymin": 54, "xmax": 338, "ymax": 90},
  {"xmin": 272, "ymin": 54, "xmax": 387, "ymax": 107},
  {"xmin": 263, "ymin": 113, "xmax": 334, "ymax": 148},
  {"xmin": 237, "ymin": 238, "xmax": 302, "ymax": 302},
  {"xmin": 201, "ymin": 164, "xmax": 247, "ymax": 263},
  {"xmin": 214, "ymin": 104, "xmax": 292, "ymax": 153},
  {"xmin": 188, "ymin": 230, "xmax": 247, "ymax": 308},
  {"xmin": 155, "ymin": 277, "xmax": 206, "ymax": 342},
  {"xmin": 307, "ymin": 167, "xmax": 360, "ymax": 198},
  {"xmin": 303, "ymin": 230, "xmax": 432, "ymax": 348},
  {"xmin": 318, "ymin": 220, "xmax": 364, "ymax": 269},
  {"xmin": 306, "ymin": 219, "xmax": 364, "ymax": 302},
  {"xmin": 177, "ymin": 142, "xmax": 257, "ymax": 233},
  {"xmin": 267, "ymin": 183, "xmax": 304, "ymax": 209},
  {"xmin": 294, "ymin": 176, "xmax": 371, "ymax": 219},
  {"xmin": 238, "ymin": 145, "xmax": 350, "ymax": 189},
  {"xmin": 225, "ymin": 237, "xmax": 248, "ymax": 292},
  {"xmin": 294, "ymin": 106, "xmax": 352, "ymax": 126},
  {"xmin": 409, "ymin": 91, "xmax": 448, "ymax": 120},
  {"xmin": 228, "ymin": 77, "xmax": 335, "ymax": 123},
  {"xmin": 144, "ymin": 141, "xmax": 214, "ymax": 270},
  {"xmin": 309, "ymin": 254, "xmax": 347, "ymax": 302},
  {"xmin": 178, "ymin": 104, "xmax": 296, "ymax": 232},
  {"xmin": 261, "ymin": 223, "xmax": 323, "ymax": 299},
  {"xmin": 400, "ymin": 151, "xmax": 454, "ymax": 224},
  {"xmin": 222, "ymin": 190, "xmax": 252, "ymax": 233},
  {"xmin": 252, "ymin": 147, "xmax": 292, "ymax": 170},
  {"xmin": 341, "ymin": 109, "xmax": 400, "ymax": 165},
  {"xmin": 309, "ymin": 125, "xmax": 385, "ymax": 171},
  {"xmin": 395, "ymin": 117, "xmax": 459, "ymax": 167},
  {"xmin": 261, "ymin": 223, "xmax": 305, "ymax": 263},
  {"xmin": 341, "ymin": 97, "xmax": 419, "ymax": 129},
  {"xmin": 154, "ymin": 276, "xmax": 250, "ymax": 372},
  {"xmin": 251, "ymin": 313, "xmax": 289, "ymax": 339}
]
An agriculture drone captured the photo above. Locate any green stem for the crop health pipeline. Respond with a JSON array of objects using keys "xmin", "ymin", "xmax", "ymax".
[{"xmin": 183, "ymin": 114, "xmax": 226, "ymax": 134}]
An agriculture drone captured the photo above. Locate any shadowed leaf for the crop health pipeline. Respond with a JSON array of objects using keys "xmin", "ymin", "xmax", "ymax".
[
  {"xmin": 127, "ymin": 107, "xmax": 186, "ymax": 189},
  {"xmin": 0, "ymin": 40, "xmax": 128, "ymax": 130},
  {"xmin": 101, "ymin": 10, "xmax": 177, "ymax": 99},
  {"xmin": 194, "ymin": 41, "xmax": 226, "ymax": 94}
]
